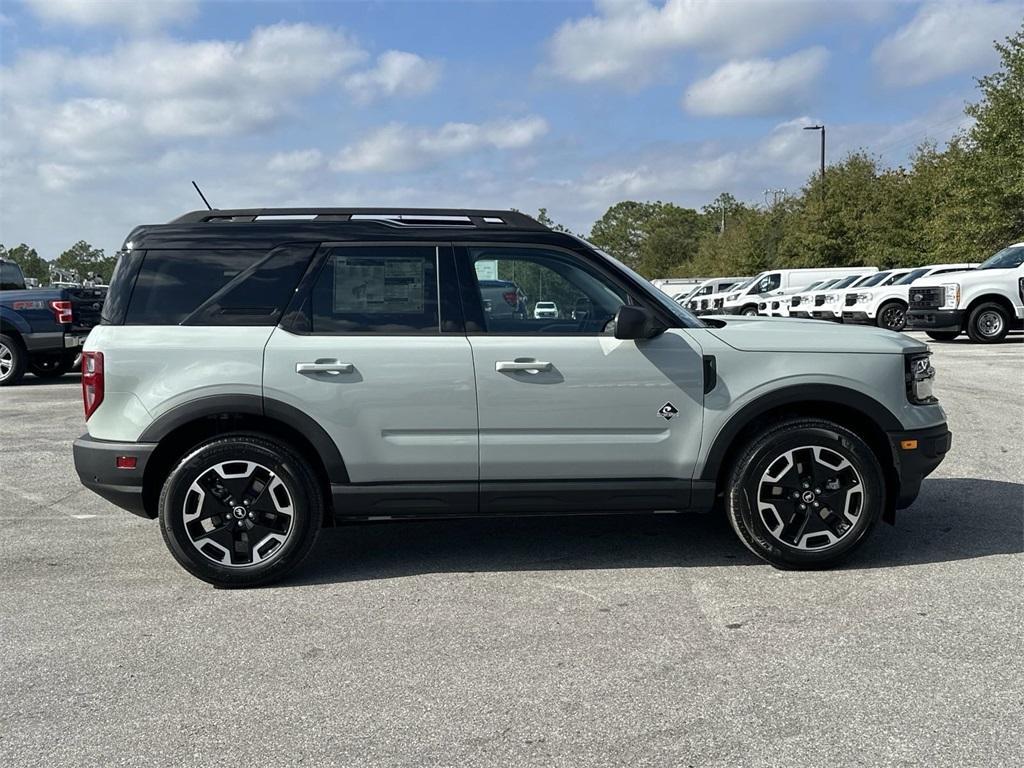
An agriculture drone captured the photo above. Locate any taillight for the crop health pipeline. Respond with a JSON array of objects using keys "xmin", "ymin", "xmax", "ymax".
[
  {"xmin": 49, "ymin": 299, "xmax": 73, "ymax": 324},
  {"xmin": 81, "ymin": 351, "xmax": 104, "ymax": 419},
  {"xmin": 502, "ymin": 291, "xmax": 518, "ymax": 306}
]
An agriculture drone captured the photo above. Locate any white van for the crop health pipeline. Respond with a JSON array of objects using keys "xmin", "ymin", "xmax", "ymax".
[
  {"xmin": 683, "ymin": 276, "xmax": 748, "ymax": 313},
  {"xmin": 721, "ymin": 267, "xmax": 877, "ymax": 316}
]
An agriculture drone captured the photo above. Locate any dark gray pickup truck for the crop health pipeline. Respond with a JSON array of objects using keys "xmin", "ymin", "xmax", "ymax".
[{"xmin": 0, "ymin": 258, "xmax": 106, "ymax": 385}]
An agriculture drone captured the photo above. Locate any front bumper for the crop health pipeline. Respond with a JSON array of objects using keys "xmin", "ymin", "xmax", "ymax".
[
  {"xmin": 842, "ymin": 311, "xmax": 873, "ymax": 325},
  {"xmin": 73, "ymin": 434, "xmax": 157, "ymax": 518},
  {"xmin": 810, "ymin": 310, "xmax": 842, "ymax": 322},
  {"xmin": 887, "ymin": 423, "xmax": 952, "ymax": 509},
  {"xmin": 906, "ymin": 308, "xmax": 964, "ymax": 332}
]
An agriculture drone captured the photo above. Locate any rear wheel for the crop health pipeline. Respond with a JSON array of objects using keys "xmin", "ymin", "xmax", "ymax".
[
  {"xmin": 159, "ymin": 433, "xmax": 323, "ymax": 587},
  {"xmin": 0, "ymin": 334, "xmax": 27, "ymax": 386},
  {"xmin": 926, "ymin": 331, "xmax": 959, "ymax": 341},
  {"xmin": 725, "ymin": 418, "xmax": 885, "ymax": 568},
  {"xmin": 966, "ymin": 302, "xmax": 1009, "ymax": 343},
  {"xmin": 876, "ymin": 301, "xmax": 907, "ymax": 332},
  {"xmin": 29, "ymin": 353, "xmax": 75, "ymax": 379}
]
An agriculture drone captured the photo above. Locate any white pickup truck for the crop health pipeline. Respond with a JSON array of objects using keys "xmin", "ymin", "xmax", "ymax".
[
  {"xmin": 841, "ymin": 263, "xmax": 976, "ymax": 332},
  {"xmin": 906, "ymin": 244, "xmax": 1024, "ymax": 343}
]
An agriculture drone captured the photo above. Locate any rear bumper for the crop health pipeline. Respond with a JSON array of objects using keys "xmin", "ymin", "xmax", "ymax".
[
  {"xmin": 22, "ymin": 329, "xmax": 90, "ymax": 354},
  {"xmin": 842, "ymin": 311, "xmax": 873, "ymax": 324},
  {"xmin": 906, "ymin": 308, "xmax": 963, "ymax": 332},
  {"xmin": 73, "ymin": 435, "xmax": 157, "ymax": 518},
  {"xmin": 887, "ymin": 423, "xmax": 952, "ymax": 509}
]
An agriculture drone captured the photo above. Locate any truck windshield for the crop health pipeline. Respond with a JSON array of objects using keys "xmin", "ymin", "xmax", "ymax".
[{"xmin": 977, "ymin": 245, "xmax": 1024, "ymax": 270}]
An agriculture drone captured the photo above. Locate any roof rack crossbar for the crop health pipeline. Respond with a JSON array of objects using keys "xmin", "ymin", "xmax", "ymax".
[{"xmin": 170, "ymin": 208, "xmax": 549, "ymax": 230}]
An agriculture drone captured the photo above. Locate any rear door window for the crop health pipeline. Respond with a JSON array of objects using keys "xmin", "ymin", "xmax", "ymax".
[{"xmin": 307, "ymin": 245, "xmax": 441, "ymax": 334}]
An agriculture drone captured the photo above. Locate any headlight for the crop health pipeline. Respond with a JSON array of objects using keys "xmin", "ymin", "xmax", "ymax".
[
  {"xmin": 825, "ymin": 294, "xmax": 837, "ymax": 304},
  {"xmin": 726, "ymin": 293, "xmax": 738, "ymax": 301},
  {"xmin": 942, "ymin": 283, "xmax": 960, "ymax": 309},
  {"xmin": 856, "ymin": 292, "xmax": 872, "ymax": 302},
  {"xmin": 905, "ymin": 352, "xmax": 937, "ymax": 404}
]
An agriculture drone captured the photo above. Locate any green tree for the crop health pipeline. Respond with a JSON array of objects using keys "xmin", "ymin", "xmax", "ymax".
[
  {"xmin": 1, "ymin": 243, "xmax": 50, "ymax": 282},
  {"xmin": 53, "ymin": 240, "xmax": 115, "ymax": 283},
  {"xmin": 536, "ymin": 208, "xmax": 574, "ymax": 234}
]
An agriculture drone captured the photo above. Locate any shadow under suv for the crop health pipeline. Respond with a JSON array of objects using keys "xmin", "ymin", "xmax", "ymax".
[{"xmin": 73, "ymin": 208, "xmax": 951, "ymax": 587}]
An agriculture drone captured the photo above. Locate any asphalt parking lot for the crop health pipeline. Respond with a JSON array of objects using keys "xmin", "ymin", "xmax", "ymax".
[{"xmin": 1, "ymin": 333, "xmax": 1021, "ymax": 768}]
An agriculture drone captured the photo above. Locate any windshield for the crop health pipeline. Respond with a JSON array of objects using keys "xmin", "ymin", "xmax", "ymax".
[
  {"xmin": 894, "ymin": 268, "xmax": 930, "ymax": 285},
  {"xmin": 858, "ymin": 271, "xmax": 892, "ymax": 287},
  {"xmin": 726, "ymin": 276, "xmax": 756, "ymax": 293},
  {"xmin": 828, "ymin": 275, "xmax": 861, "ymax": 290},
  {"xmin": 978, "ymin": 245, "xmax": 1024, "ymax": 270}
]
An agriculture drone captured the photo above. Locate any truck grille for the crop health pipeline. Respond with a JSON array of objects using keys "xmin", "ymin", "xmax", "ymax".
[
  {"xmin": 909, "ymin": 287, "xmax": 943, "ymax": 309},
  {"xmin": 845, "ymin": 293, "xmax": 857, "ymax": 306},
  {"xmin": 713, "ymin": 298, "xmax": 723, "ymax": 309},
  {"xmin": 790, "ymin": 296, "xmax": 801, "ymax": 307},
  {"xmin": 814, "ymin": 295, "xmax": 826, "ymax": 306}
]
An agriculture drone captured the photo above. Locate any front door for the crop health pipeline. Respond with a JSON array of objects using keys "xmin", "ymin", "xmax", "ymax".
[{"xmin": 458, "ymin": 244, "xmax": 705, "ymax": 510}]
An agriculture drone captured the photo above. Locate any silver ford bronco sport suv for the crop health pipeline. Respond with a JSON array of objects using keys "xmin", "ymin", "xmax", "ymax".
[{"xmin": 73, "ymin": 208, "xmax": 951, "ymax": 587}]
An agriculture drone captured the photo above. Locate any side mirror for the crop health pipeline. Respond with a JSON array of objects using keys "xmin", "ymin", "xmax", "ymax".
[{"xmin": 613, "ymin": 305, "xmax": 663, "ymax": 340}]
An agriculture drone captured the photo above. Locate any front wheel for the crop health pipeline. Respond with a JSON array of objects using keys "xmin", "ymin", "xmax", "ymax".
[
  {"xmin": 926, "ymin": 331, "xmax": 959, "ymax": 341},
  {"xmin": 876, "ymin": 301, "xmax": 907, "ymax": 332},
  {"xmin": 966, "ymin": 302, "xmax": 1009, "ymax": 343},
  {"xmin": 742, "ymin": 305, "xmax": 759, "ymax": 317},
  {"xmin": 725, "ymin": 418, "xmax": 885, "ymax": 568},
  {"xmin": 159, "ymin": 433, "xmax": 323, "ymax": 587}
]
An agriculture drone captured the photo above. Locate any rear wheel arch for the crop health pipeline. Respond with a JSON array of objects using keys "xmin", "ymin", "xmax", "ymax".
[
  {"xmin": 700, "ymin": 386, "xmax": 899, "ymax": 517},
  {"xmin": 140, "ymin": 396, "xmax": 345, "ymax": 522}
]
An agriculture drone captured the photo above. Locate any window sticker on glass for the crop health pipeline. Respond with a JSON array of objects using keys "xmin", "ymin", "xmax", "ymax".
[{"xmin": 333, "ymin": 256, "xmax": 425, "ymax": 314}]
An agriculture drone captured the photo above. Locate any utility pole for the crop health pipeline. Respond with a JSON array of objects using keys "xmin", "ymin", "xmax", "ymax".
[
  {"xmin": 763, "ymin": 188, "xmax": 787, "ymax": 207},
  {"xmin": 803, "ymin": 124, "xmax": 825, "ymax": 203}
]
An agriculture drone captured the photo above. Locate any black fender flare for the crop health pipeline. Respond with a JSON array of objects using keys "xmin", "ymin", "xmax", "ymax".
[
  {"xmin": 138, "ymin": 394, "xmax": 348, "ymax": 482},
  {"xmin": 698, "ymin": 384, "xmax": 902, "ymax": 482}
]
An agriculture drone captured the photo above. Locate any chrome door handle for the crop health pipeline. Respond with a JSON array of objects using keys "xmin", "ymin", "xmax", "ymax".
[
  {"xmin": 495, "ymin": 360, "xmax": 552, "ymax": 373},
  {"xmin": 296, "ymin": 361, "xmax": 354, "ymax": 375}
]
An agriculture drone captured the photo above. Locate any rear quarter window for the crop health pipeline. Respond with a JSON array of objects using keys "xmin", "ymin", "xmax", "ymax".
[{"xmin": 125, "ymin": 247, "xmax": 313, "ymax": 326}]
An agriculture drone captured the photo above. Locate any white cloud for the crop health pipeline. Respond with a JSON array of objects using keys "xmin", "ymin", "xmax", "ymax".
[
  {"xmin": 345, "ymin": 51, "xmax": 442, "ymax": 104},
  {"xmin": 546, "ymin": 0, "xmax": 876, "ymax": 84},
  {"xmin": 873, "ymin": 2, "xmax": 1023, "ymax": 86},
  {"xmin": 24, "ymin": 0, "xmax": 197, "ymax": 31},
  {"xmin": 267, "ymin": 149, "xmax": 324, "ymax": 174},
  {"xmin": 69, "ymin": 23, "xmax": 367, "ymax": 137},
  {"xmin": 331, "ymin": 117, "xmax": 549, "ymax": 173},
  {"xmin": 684, "ymin": 47, "xmax": 829, "ymax": 116}
]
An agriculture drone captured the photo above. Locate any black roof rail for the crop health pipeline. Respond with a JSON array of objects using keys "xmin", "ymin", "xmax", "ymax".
[{"xmin": 169, "ymin": 208, "xmax": 549, "ymax": 230}]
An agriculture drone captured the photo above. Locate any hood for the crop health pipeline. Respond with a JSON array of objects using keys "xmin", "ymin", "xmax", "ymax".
[{"xmin": 704, "ymin": 316, "xmax": 927, "ymax": 354}]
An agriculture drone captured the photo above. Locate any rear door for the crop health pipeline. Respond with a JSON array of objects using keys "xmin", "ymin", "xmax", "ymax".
[
  {"xmin": 263, "ymin": 243, "xmax": 478, "ymax": 495},
  {"xmin": 457, "ymin": 244, "xmax": 705, "ymax": 512}
]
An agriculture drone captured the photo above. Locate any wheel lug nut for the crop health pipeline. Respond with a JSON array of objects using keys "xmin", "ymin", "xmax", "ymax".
[
  {"xmin": 814, "ymin": 488, "xmax": 821, "ymax": 494},
  {"xmin": 812, "ymin": 501, "xmax": 820, "ymax": 508},
  {"xmin": 798, "ymin": 503, "xmax": 806, "ymax": 510}
]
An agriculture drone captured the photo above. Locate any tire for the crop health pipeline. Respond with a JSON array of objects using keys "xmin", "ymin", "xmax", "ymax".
[
  {"xmin": 725, "ymin": 417, "xmax": 885, "ymax": 569},
  {"xmin": 926, "ymin": 331, "xmax": 959, "ymax": 342},
  {"xmin": 29, "ymin": 353, "xmax": 75, "ymax": 379},
  {"xmin": 159, "ymin": 433, "xmax": 323, "ymax": 588},
  {"xmin": 742, "ymin": 305, "xmax": 759, "ymax": 317},
  {"xmin": 0, "ymin": 333, "xmax": 27, "ymax": 386},
  {"xmin": 876, "ymin": 300, "xmax": 907, "ymax": 332},
  {"xmin": 966, "ymin": 302, "xmax": 1009, "ymax": 343}
]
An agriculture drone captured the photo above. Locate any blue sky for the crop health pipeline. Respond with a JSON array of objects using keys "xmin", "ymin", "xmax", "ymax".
[{"xmin": 1, "ymin": 0, "xmax": 1021, "ymax": 257}]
